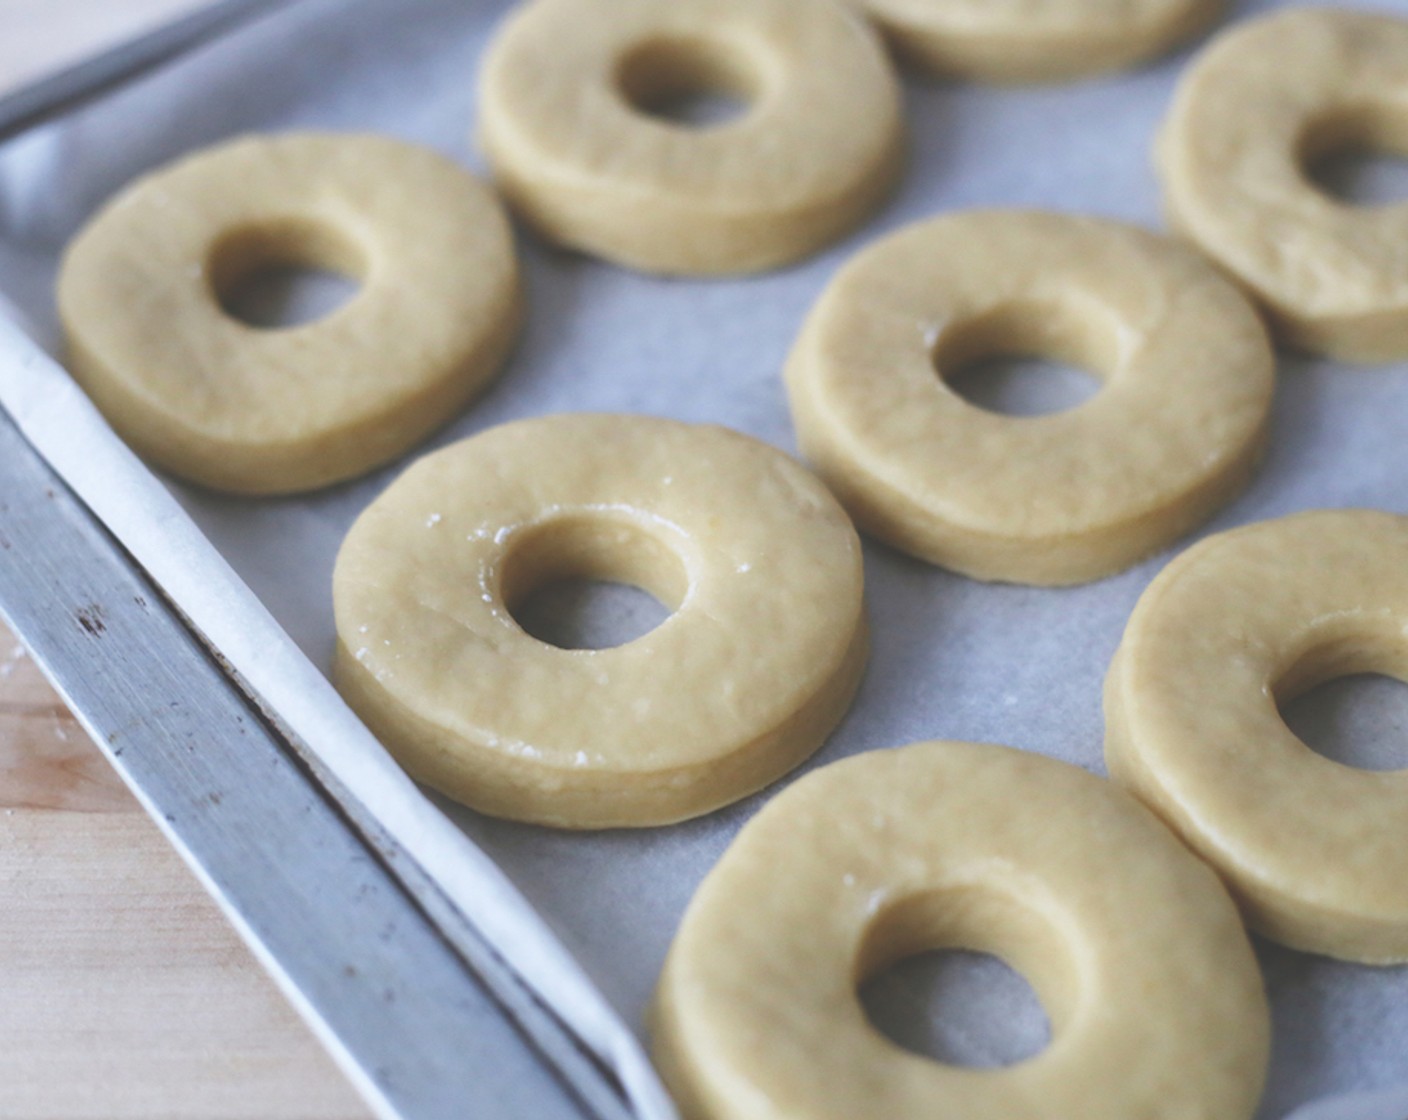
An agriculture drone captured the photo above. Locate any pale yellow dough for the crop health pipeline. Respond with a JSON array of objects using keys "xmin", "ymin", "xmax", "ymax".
[
  {"xmin": 846, "ymin": 0, "xmax": 1222, "ymax": 82},
  {"xmin": 784, "ymin": 210, "xmax": 1274, "ymax": 585},
  {"xmin": 653, "ymin": 741, "xmax": 1269, "ymax": 1120},
  {"xmin": 332, "ymin": 414, "xmax": 867, "ymax": 829},
  {"xmin": 1158, "ymin": 8, "xmax": 1408, "ymax": 361},
  {"xmin": 476, "ymin": 0, "xmax": 904, "ymax": 276},
  {"xmin": 1106, "ymin": 509, "xmax": 1408, "ymax": 963},
  {"xmin": 57, "ymin": 132, "xmax": 521, "ymax": 494}
]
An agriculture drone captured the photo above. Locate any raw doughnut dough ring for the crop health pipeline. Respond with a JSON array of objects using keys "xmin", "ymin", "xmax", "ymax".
[
  {"xmin": 332, "ymin": 413, "xmax": 868, "ymax": 829},
  {"xmin": 653, "ymin": 741, "xmax": 1269, "ymax": 1120},
  {"xmin": 476, "ymin": 0, "xmax": 904, "ymax": 276},
  {"xmin": 57, "ymin": 132, "xmax": 521, "ymax": 494},
  {"xmin": 847, "ymin": 0, "xmax": 1222, "ymax": 83},
  {"xmin": 1106, "ymin": 509, "xmax": 1408, "ymax": 963},
  {"xmin": 1158, "ymin": 8, "xmax": 1408, "ymax": 361},
  {"xmin": 784, "ymin": 210, "xmax": 1274, "ymax": 585}
]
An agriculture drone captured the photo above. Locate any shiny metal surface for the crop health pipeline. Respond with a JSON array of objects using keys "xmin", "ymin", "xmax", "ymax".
[
  {"xmin": 0, "ymin": 5, "xmax": 655, "ymax": 1117},
  {"xmin": 0, "ymin": 400, "xmax": 622, "ymax": 1120}
]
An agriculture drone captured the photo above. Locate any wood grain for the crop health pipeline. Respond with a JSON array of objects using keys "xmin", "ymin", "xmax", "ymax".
[
  {"xmin": 0, "ymin": 805, "xmax": 368, "ymax": 1119},
  {"xmin": 0, "ymin": 626, "xmax": 369, "ymax": 1118},
  {"xmin": 0, "ymin": 632, "xmax": 134, "ymax": 813}
]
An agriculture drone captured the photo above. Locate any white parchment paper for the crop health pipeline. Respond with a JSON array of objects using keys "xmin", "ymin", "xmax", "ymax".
[{"xmin": 1, "ymin": 1, "xmax": 1406, "ymax": 1116}]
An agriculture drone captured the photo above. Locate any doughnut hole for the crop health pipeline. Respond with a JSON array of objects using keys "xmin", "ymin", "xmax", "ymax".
[
  {"xmin": 1301, "ymin": 103, "xmax": 1408, "ymax": 208},
  {"xmin": 614, "ymin": 34, "xmax": 765, "ymax": 128},
  {"xmin": 1275, "ymin": 619, "xmax": 1408, "ymax": 773},
  {"xmin": 856, "ymin": 886, "xmax": 1074, "ymax": 1069},
  {"xmin": 209, "ymin": 218, "xmax": 367, "ymax": 330},
  {"xmin": 933, "ymin": 299, "xmax": 1119, "ymax": 418},
  {"xmin": 500, "ymin": 513, "xmax": 691, "ymax": 650}
]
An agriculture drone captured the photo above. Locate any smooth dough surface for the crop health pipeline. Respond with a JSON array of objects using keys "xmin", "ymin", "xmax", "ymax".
[
  {"xmin": 653, "ymin": 741, "xmax": 1269, "ymax": 1120},
  {"xmin": 332, "ymin": 413, "xmax": 867, "ymax": 829},
  {"xmin": 1158, "ymin": 8, "xmax": 1408, "ymax": 361},
  {"xmin": 57, "ymin": 132, "xmax": 521, "ymax": 494},
  {"xmin": 847, "ymin": 0, "xmax": 1222, "ymax": 82},
  {"xmin": 1106, "ymin": 509, "xmax": 1408, "ymax": 963},
  {"xmin": 784, "ymin": 209, "xmax": 1274, "ymax": 585},
  {"xmin": 477, "ymin": 0, "xmax": 904, "ymax": 275}
]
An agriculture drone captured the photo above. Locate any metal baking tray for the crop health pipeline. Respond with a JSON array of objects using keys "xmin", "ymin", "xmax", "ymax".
[{"xmin": 1, "ymin": 1, "xmax": 1406, "ymax": 1117}]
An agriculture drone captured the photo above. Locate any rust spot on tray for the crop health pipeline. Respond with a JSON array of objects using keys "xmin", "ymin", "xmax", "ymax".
[{"xmin": 75, "ymin": 603, "xmax": 107, "ymax": 636}]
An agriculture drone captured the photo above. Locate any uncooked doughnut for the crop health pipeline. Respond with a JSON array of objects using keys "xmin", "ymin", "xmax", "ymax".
[
  {"xmin": 784, "ymin": 210, "xmax": 1274, "ymax": 585},
  {"xmin": 57, "ymin": 132, "xmax": 521, "ymax": 494},
  {"xmin": 1158, "ymin": 8, "xmax": 1408, "ymax": 361},
  {"xmin": 653, "ymin": 741, "xmax": 1269, "ymax": 1120},
  {"xmin": 846, "ymin": 0, "xmax": 1222, "ymax": 83},
  {"xmin": 1106, "ymin": 509, "xmax": 1408, "ymax": 963},
  {"xmin": 476, "ymin": 0, "xmax": 904, "ymax": 275},
  {"xmin": 332, "ymin": 413, "xmax": 867, "ymax": 829}
]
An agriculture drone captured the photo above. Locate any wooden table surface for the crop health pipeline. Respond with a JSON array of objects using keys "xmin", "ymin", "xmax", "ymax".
[{"xmin": 1, "ymin": 3, "xmax": 368, "ymax": 1116}]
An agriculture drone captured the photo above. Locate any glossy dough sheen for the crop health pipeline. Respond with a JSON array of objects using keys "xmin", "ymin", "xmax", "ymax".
[
  {"xmin": 846, "ymin": 0, "xmax": 1221, "ymax": 81},
  {"xmin": 784, "ymin": 210, "xmax": 1274, "ymax": 585},
  {"xmin": 57, "ymin": 132, "xmax": 521, "ymax": 495},
  {"xmin": 1106, "ymin": 510, "xmax": 1408, "ymax": 963},
  {"xmin": 1158, "ymin": 9, "xmax": 1408, "ymax": 361},
  {"xmin": 653, "ymin": 741, "xmax": 1269, "ymax": 1120},
  {"xmin": 476, "ymin": 0, "xmax": 904, "ymax": 275},
  {"xmin": 332, "ymin": 414, "xmax": 868, "ymax": 829}
]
